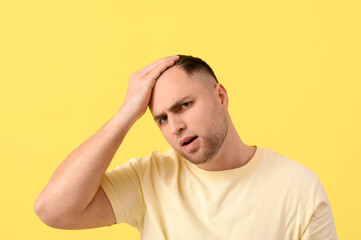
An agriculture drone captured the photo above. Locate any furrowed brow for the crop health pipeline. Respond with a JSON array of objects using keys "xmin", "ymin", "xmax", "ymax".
[
  {"xmin": 153, "ymin": 96, "xmax": 191, "ymax": 122},
  {"xmin": 168, "ymin": 96, "xmax": 191, "ymax": 112},
  {"xmin": 154, "ymin": 113, "xmax": 166, "ymax": 122}
]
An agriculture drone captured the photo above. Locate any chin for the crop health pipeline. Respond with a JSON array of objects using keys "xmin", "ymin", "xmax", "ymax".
[{"xmin": 178, "ymin": 149, "xmax": 214, "ymax": 165}]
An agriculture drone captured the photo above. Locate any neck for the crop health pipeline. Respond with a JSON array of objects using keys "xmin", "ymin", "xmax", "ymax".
[{"xmin": 195, "ymin": 119, "xmax": 256, "ymax": 171}]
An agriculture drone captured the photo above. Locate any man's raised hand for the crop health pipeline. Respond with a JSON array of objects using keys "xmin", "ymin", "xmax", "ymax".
[
  {"xmin": 34, "ymin": 55, "xmax": 180, "ymax": 229},
  {"xmin": 121, "ymin": 55, "xmax": 180, "ymax": 122}
]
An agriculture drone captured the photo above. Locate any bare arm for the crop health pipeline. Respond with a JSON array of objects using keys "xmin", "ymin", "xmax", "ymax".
[{"xmin": 34, "ymin": 55, "xmax": 180, "ymax": 229}]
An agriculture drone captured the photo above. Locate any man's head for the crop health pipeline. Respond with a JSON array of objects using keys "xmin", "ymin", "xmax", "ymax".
[{"xmin": 149, "ymin": 55, "xmax": 230, "ymax": 165}]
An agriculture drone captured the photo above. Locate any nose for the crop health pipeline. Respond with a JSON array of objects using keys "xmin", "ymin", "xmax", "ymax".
[{"xmin": 169, "ymin": 115, "xmax": 186, "ymax": 135}]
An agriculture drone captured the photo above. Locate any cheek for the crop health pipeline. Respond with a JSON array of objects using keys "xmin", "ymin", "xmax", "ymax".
[
  {"xmin": 187, "ymin": 103, "xmax": 214, "ymax": 130},
  {"xmin": 160, "ymin": 127, "xmax": 175, "ymax": 145}
]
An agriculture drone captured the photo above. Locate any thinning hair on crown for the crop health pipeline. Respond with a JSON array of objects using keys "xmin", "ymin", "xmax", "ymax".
[{"xmin": 173, "ymin": 55, "xmax": 219, "ymax": 83}]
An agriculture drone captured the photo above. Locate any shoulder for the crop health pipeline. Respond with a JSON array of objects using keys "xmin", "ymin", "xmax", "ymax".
[
  {"xmin": 261, "ymin": 147, "xmax": 319, "ymax": 183},
  {"xmin": 127, "ymin": 148, "xmax": 180, "ymax": 179},
  {"xmin": 258, "ymin": 147, "xmax": 323, "ymax": 208},
  {"xmin": 257, "ymin": 148, "xmax": 336, "ymax": 238},
  {"xmin": 131, "ymin": 148, "xmax": 179, "ymax": 166},
  {"xmin": 257, "ymin": 147, "xmax": 322, "ymax": 203}
]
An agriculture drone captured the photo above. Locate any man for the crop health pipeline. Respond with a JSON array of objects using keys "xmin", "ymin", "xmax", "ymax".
[{"xmin": 34, "ymin": 55, "xmax": 337, "ymax": 239}]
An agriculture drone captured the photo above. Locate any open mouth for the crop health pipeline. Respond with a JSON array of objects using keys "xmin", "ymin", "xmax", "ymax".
[{"xmin": 182, "ymin": 136, "xmax": 198, "ymax": 146}]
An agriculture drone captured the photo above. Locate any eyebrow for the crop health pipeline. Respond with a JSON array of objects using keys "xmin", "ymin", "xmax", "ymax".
[{"xmin": 153, "ymin": 96, "xmax": 192, "ymax": 122}]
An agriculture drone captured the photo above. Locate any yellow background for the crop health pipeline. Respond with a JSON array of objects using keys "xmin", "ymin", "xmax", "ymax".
[{"xmin": 1, "ymin": 0, "xmax": 360, "ymax": 239}]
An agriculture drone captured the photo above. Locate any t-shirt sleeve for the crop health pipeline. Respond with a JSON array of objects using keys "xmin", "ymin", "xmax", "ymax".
[
  {"xmin": 300, "ymin": 177, "xmax": 338, "ymax": 240},
  {"xmin": 100, "ymin": 158, "xmax": 145, "ymax": 228}
]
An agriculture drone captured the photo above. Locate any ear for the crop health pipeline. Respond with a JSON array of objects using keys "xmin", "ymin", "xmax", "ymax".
[{"xmin": 215, "ymin": 83, "xmax": 229, "ymax": 110}]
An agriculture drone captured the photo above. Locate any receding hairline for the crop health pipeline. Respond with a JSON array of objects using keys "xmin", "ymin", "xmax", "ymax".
[
  {"xmin": 162, "ymin": 65, "xmax": 218, "ymax": 91},
  {"xmin": 173, "ymin": 54, "xmax": 219, "ymax": 83}
]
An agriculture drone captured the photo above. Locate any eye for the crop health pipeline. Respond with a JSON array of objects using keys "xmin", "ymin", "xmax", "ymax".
[
  {"xmin": 159, "ymin": 115, "xmax": 168, "ymax": 124},
  {"xmin": 181, "ymin": 102, "xmax": 191, "ymax": 109}
]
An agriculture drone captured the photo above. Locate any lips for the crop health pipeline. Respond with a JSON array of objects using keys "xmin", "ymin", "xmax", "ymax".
[
  {"xmin": 180, "ymin": 135, "xmax": 199, "ymax": 153},
  {"xmin": 180, "ymin": 136, "xmax": 198, "ymax": 146}
]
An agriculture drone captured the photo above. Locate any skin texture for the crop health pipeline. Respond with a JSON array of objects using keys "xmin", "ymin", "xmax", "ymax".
[
  {"xmin": 149, "ymin": 66, "xmax": 256, "ymax": 171},
  {"xmin": 149, "ymin": 67, "xmax": 229, "ymax": 165}
]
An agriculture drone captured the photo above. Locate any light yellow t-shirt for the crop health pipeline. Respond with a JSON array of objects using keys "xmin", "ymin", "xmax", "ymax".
[{"xmin": 100, "ymin": 146, "xmax": 337, "ymax": 240}]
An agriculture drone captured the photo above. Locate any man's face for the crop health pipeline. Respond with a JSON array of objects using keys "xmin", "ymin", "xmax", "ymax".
[{"xmin": 149, "ymin": 66, "xmax": 228, "ymax": 165}]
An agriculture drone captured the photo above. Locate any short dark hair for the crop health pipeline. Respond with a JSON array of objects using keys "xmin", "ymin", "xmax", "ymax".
[{"xmin": 174, "ymin": 55, "xmax": 219, "ymax": 83}]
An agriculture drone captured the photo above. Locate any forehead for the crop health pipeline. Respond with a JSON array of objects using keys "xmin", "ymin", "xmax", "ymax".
[{"xmin": 149, "ymin": 67, "xmax": 211, "ymax": 114}]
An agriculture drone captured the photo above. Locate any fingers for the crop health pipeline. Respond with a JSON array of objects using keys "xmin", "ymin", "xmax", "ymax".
[
  {"xmin": 122, "ymin": 55, "xmax": 180, "ymax": 120},
  {"xmin": 141, "ymin": 55, "xmax": 179, "ymax": 75},
  {"xmin": 146, "ymin": 59, "xmax": 178, "ymax": 81}
]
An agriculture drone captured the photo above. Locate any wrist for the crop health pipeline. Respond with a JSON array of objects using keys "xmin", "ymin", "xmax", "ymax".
[{"xmin": 116, "ymin": 104, "xmax": 140, "ymax": 126}]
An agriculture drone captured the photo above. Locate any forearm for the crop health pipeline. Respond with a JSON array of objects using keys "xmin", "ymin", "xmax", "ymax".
[
  {"xmin": 35, "ymin": 55, "xmax": 179, "ymax": 229},
  {"xmin": 35, "ymin": 106, "xmax": 136, "ymax": 216}
]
